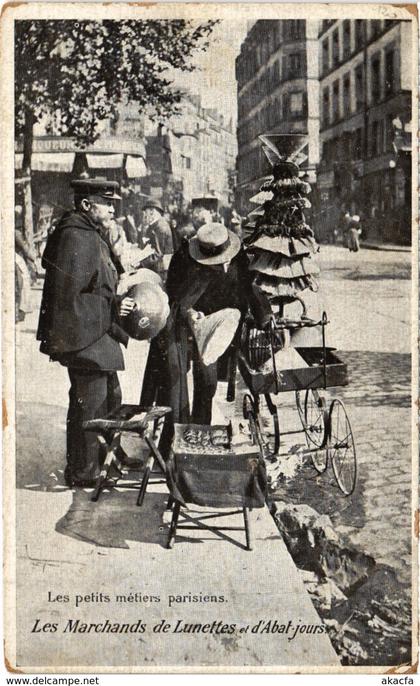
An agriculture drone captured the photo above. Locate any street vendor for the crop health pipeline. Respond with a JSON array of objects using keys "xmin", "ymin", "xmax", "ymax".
[
  {"xmin": 36, "ymin": 178, "xmax": 135, "ymax": 488},
  {"xmin": 140, "ymin": 221, "xmax": 271, "ymax": 456}
]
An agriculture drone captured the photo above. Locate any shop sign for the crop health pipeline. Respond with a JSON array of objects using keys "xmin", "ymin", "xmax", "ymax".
[{"xmin": 16, "ymin": 136, "xmax": 146, "ymax": 157}]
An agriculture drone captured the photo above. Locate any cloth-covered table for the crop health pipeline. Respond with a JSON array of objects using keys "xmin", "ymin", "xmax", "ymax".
[{"xmin": 166, "ymin": 423, "xmax": 267, "ymax": 509}]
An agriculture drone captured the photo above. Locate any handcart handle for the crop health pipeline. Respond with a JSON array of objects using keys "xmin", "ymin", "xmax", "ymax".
[
  {"xmin": 272, "ymin": 314, "xmax": 329, "ymax": 331},
  {"xmin": 274, "ymin": 317, "xmax": 318, "ymax": 330},
  {"xmin": 269, "ymin": 311, "xmax": 329, "ymax": 394}
]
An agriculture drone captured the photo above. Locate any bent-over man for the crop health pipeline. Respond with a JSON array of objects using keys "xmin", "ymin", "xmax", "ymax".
[{"xmin": 141, "ymin": 222, "xmax": 271, "ymax": 457}]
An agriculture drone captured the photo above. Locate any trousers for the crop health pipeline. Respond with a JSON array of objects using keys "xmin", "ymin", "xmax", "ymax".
[
  {"xmin": 191, "ymin": 344, "xmax": 218, "ymax": 425},
  {"xmin": 66, "ymin": 368, "xmax": 122, "ymax": 480}
]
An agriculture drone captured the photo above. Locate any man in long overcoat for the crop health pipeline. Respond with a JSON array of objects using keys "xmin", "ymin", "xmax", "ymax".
[
  {"xmin": 141, "ymin": 200, "xmax": 174, "ymax": 277},
  {"xmin": 37, "ymin": 178, "xmax": 134, "ymax": 487},
  {"xmin": 140, "ymin": 222, "xmax": 271, "ymax": 457}
]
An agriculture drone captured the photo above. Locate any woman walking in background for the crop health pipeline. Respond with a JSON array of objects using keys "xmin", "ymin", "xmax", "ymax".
[{"xmin": 345, "ymin": 214, "xmax": 362, "ymax": 253}]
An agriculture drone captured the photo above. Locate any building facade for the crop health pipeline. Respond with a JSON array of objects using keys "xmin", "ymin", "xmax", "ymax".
[
  {"xmin": 317, "ymin": 19, "xmax": 412, "ymax": 244},
  {"xmin": 15, "ymin": 107, "xmax": 148, "ymax": 229},
  {"xmin": 235, "ymin": 20, "xmax": 320, "ymax": 215},
  {"xmin": 143, "ymin": 94, "xmax": 237, "ymax": 219},
  {"xmin": 15, "ymin": 93, "xmax": 236, "ymax": 231}
]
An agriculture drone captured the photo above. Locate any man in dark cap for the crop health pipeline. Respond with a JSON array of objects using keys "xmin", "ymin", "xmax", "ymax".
[
  {"xmin": 37, "ymin": 178, "xmax": 135, "ymax": 487},
  {"xmin": 141, "ymin": 199, "xmax": 174, "ymax": 277}
]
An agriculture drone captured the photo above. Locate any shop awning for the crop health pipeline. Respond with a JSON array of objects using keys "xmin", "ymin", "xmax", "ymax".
[
  {"xmin": 15, "ymin": 152, "xmax": 75, "ymax": 172},
  {"xmin": 126, "ymin": 155, "xmax": 147, "ymax": 179},
  {"xmin": 86, "ymin": 153, "xmax": 124, "ymax": 169}
]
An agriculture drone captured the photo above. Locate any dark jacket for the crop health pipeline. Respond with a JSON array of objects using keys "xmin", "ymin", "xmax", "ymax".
[
  {"xmin": 172, "ymin": 222, "xmax": 195, "ymax": 251},
  {"xmin": 143, "ymin": 216, "xmax": 174, "ymax": 255},
  {"xmin": 37, "ymin": 211, "xmax": 128, "ymax": 371},
  {"xmin": 140, "ymin": 242, "xmax": 271, "ymax": 425},
  {"xmin": 140, "ymin": 215, "xmax": 174, "ymax": 278}
]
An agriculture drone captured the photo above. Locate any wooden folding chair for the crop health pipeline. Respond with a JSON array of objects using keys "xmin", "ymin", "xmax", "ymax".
[
  {"xmin": 83, "ymin": 404, "xmax": 171, "ymax": 505},
  {"xmin": 167, "ymin": 502, "xmax": 252, "ymax": 551},
  {"xmin": 165, "ymin": 423, "xmax": 266, "ymax": 551}
]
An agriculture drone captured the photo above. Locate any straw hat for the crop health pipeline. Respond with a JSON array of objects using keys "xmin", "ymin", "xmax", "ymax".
[{"xmin": 189, "ymin": 222, "xmax": 241, "ymax": 266}]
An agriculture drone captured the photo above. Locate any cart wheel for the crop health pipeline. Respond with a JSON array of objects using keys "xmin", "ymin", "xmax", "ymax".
[
  {"xmin": 295, "ymin": 390, "xmax": 306, "ymax": 427},
  {"xmin": 296, "ymin": 390, "xmax": 328, "ymax": 473},
  {"xmin": 304, "ymin": 390, "xmax": 329, "ymax": 449},
  {"xmin": 243, "ymin": 394, "xmax": 259, "ymax": 448},
  {"xmin": 243, "ymin": 394, "xmax": 271, "ymax": 460},
  {"xmin": 328, "ymin": 398, "xmax": 357, "ymax": 496}
]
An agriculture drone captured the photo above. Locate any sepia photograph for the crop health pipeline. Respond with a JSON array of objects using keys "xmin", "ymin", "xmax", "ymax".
[{"xmin": 1, "ymin": 2, "xmax": 418, "ymax": 673}]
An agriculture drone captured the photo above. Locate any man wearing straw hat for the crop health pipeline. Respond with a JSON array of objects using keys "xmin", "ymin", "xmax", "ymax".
[{"xmin": 141, "ymin": 221, "xmax": 271, "ymax": 454}]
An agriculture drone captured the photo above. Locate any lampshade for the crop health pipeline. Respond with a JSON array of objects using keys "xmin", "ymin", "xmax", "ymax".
[{"xmin": 258, "ymin": 133, "xmax": 308, "ymax": 164}]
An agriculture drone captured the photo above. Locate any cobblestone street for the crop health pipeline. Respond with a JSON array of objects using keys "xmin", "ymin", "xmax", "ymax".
[{"xmin": 251, "ymin": 246, "xmax": 413, "ymax": 586}]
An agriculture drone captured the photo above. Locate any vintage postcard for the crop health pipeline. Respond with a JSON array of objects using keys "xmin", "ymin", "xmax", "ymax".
[{"xmin": 1, "ymin": 2, "xmax": 418, "ymax": 674}]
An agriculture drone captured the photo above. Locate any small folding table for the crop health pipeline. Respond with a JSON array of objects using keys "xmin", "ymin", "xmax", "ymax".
[
  {"xmin": 166, "ymin": 423, "xmax": 267, "ymax": 551},
  {"xmin": 83, "ymin": 403, "xmax": 171, "ymax": 505}
]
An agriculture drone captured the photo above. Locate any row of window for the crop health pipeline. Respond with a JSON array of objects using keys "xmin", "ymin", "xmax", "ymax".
[
  {"xmin": 238, "ymin": 51, "xmax": 306, "ymax": 118},
  {"xmin": 322, "ymin": 49, "xmax": 396, "ymax": 126},
  {"xmin": 321, "ymin": 130, "xmax": 362, "ymax": 164},
  {"xmin": 236, "ymin": 20, "xmax": 306, "ymax": 88},
  {"xmin": 238, "ymin": 92, "xmax": 307, "ymax": 146},
  {"xmin": 321, "ymin": 19, "xmax": 396, "ymax": 74},
  {"xmin": 321, "ymin": 114, "xmax": 396, "ymax": 163}
]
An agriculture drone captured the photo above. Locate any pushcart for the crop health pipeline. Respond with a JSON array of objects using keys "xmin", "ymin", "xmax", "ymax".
[{"xmin": 238, "ymin": 312, "xmax": 357, "ymax": 496}]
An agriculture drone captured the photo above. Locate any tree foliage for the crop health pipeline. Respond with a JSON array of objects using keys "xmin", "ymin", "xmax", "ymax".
[{"xmin": 15, "ymin": 19, "xmax": 217, "ymax": 147}]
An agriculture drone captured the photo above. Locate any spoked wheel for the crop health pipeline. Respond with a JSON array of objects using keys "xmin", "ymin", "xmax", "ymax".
[
  {"xmin": 263, "ymin": 394, "xmax": 280, "ymax": 457},
  {"xmin": 328, "ymin": 398, "xmax": 357, "ymax": 496},
  {"xmin": 243, "ymin": 394, "xmax": 276, "ymax": 460},
  {"xmin": 304, "ymin": 390, "xmax": 329, "ymax": 449},
  {"xmin": 243, "ymin": 394, "xmax": 264, "ymax": 456},
  {"xmin": 295, "ymin": 390, "xmax": 306, "ymax": 428},
  {"xmin": 243, "ymin": 393, "xmax": 259, "ymax": 446},
  {"xmin": 295, "ymin": 390, "xmax": 328, "ymax": 473}
]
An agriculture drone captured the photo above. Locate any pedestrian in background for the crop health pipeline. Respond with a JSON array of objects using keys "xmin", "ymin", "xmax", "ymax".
[
  {"xmin": 346, "ymin": 215, "xmax": 362, "ymax": 252},
  {"xmin": 142, "ymin": 200, "xmax": 174, "ymax": 277},
  {"xmin": 230, "ymin": 210, "xmax": 243, "ymax": 239},
  {"xmin": 173, "ymin": 205, "xmax": 213, "ymax": 249},
  {"xmin": 36, "ymin": 178, "xmax": 135, "ymax": 488},
  {"xmin": 164, "ymin": 204, "xmax": 215, "ymax": 285},
  {"xmin": 15, "ymin": 205, "xmax": 36, "ymax": 323}
]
